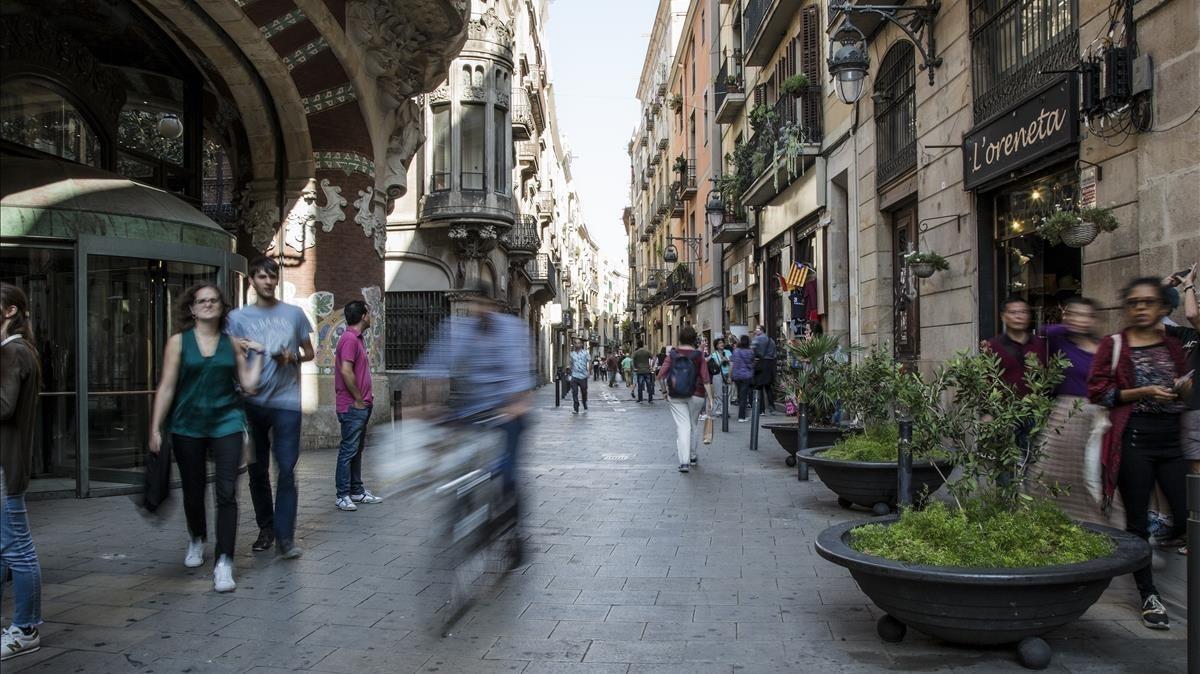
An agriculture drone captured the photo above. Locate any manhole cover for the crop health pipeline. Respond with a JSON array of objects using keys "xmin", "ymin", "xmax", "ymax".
[{"xmin": 601, "ymin": 455, "xmax": 629, "ymax": 461}]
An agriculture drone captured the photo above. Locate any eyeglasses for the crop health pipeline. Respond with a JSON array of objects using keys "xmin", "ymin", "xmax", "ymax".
[
  {"xmin": 192, "ymin": 297, "xmax": 221, "ymax": 307},
  {"xmin": 1124, "ymin": 298, "xmax": 1160, "ymax": 309}
]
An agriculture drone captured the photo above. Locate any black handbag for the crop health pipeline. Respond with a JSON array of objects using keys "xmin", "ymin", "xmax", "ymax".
[{"xmin": 139, "ymin": 433, "xmax": 174, "ymax": 513}]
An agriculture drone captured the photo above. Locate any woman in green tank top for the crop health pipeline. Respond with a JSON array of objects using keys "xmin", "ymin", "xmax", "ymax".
[{"xmin": 149, "ymin": 283, "xmax": 263, "ymax": 593}]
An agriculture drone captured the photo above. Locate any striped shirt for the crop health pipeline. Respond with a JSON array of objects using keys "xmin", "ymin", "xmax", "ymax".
[{"xmin": 415, "ymin": 312, "xmax": 535, "ymax": 422}]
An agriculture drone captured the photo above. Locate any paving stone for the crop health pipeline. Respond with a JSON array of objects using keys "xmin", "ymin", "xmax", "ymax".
[
  {"xmin": 521, "ymin": 602, "xmax": 612, "ymax": 621},
  {"xmin": 605, "ymin": 605, "xmax": 693, "ymax": 623},
  {"xmin": 549, "ymin": 620, "xmax": 646, "ymax": 641},
  {"xmin": 484, "ymin": 637, "xmax": 589, "ymax": 662},
  {"xmin": 641, "ymin": 621, "xmax": 735, "ymax": 640},
  {"xmin": 416, "ymin": 655, "xmax": 528, "ymax": 673}
]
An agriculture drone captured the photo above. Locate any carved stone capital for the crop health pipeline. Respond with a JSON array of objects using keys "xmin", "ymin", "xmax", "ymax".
[{"xmin": 447, "ymin": 224, "xmax": 498, "ymax": 259}]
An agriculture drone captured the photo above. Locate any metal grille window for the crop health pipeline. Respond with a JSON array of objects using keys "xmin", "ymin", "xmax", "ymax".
[
  {"xmin": 874, "ymin": 42, "xmax": 917, "ymax": 188},
  {"xmin": 385, "ymin": 291, "xmax": 450, "ymax": 370},
  {"xmin": 970, "ymin": 0, "xmax": 1077, "ymax": 123}
]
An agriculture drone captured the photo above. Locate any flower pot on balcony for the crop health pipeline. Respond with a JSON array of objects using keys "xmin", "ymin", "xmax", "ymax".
[{"xmin": 910, "ymin": 262, "xmax": 937, "ymax": 278}]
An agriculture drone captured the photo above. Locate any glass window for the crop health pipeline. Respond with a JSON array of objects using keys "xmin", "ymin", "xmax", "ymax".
[
  {"xmin": 494, "ymin": 106, "xmax": 507, "ymax": 193},
  {"xmin": 461, "ymin": 103, "xmax": 486, "ymax": 191},
  {"xmin": 0, "ymin": 79, "xmax": 102, "ymax": 166},
  {"xmin": 875, "ymin": 42, "xmax": 917, "ymax": 187},
  {"xmin": 431, "ymin": 105, "xmax": 451, "ymax": 191}
]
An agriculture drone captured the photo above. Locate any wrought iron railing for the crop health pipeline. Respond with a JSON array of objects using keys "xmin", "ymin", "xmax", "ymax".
[
  {"xmin": 530, "ymin": 253, "xmax": 557, "ymax": 286},
  {"xmin": 749, "ymin": 93, "xmax": 822, "ymax": 186},
  {"xmin": 743, "ymin": 0, "xmax": 771, "ymax": 54},
  {"xmin": 536, "ymin": 190, "xmax": 554, "ymax": 215},
  {"xmin": 511, "ymin": 88, "xmax": 533, "ymax": 135},
  {"xmin": 385, "ymin": 291, "xmax": 450, "ymax": 370},
  {"xmin": 875, "ymin": 42, "xmax": 917, "ymax": 187},
  {"xmin": 501, "ymin": 214, "xmax": 540, "ymax": 254},
  {"xmin": 714, "ymin": 56, "xmax": 744, "ymax": 113}
]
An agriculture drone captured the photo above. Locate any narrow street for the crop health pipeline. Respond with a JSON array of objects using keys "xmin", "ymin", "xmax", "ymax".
[{"xmin": 3, "ymin": 386, "xmax": 1187, "ymax": 673}]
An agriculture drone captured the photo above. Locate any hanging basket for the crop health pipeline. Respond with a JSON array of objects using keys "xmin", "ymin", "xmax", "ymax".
[
  {"xmin": 910, "ymin": 262, "xmax": 937, "ymax": 279},
  {"xmin": 1060, "ymin": 220, "xmax": 1100, "ymax": 248}
]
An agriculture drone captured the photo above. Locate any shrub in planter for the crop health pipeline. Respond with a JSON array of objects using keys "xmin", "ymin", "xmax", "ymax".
[
  {"xmin": 815, "ymin": 351, "xmax": 1151, "ymax": 669},
  {"xmin": 904, "ymin": 250, "xmax": 950, "ymax": 278},
  {"xmin": 779, "ymin": 73, "xmax": 810, "ymax": 97},
  {"xmin": 767, "ymin": 335, "xmax": 852, "ymax": 466},
  {"xmin": 1037, "ymin": 206, "xmax": 1119, "ymax": 247},
  {"xmin": 668, "ymin": 93, "xmax": 683, "ymax": 113}
]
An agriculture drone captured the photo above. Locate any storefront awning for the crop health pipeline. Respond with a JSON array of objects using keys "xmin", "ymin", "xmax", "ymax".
[{"xmin": 0, "ymin": 156, "xmax": 234, "ymax": 250}]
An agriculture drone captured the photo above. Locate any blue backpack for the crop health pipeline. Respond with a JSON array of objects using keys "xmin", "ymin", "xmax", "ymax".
[{"xmin": 666, "ymin": 349, "xmax": 699, "ymax": 399}]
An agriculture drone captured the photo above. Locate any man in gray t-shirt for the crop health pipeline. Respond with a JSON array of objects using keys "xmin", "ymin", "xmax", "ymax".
[{"xmin": 226, "ymin": 257, "xmax": 314, "ymax": 558}]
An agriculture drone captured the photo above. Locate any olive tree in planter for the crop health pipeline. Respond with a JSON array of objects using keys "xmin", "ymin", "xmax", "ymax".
[
  {"xmin": 796, "ymin": 346, "xmax": 954, "ymax": 515},
  {"xmin": 765, "ymin": 334, "xmax": 853, "ymax": 467},
  {"xmin": 815, "ymin": 351, "xmax": 1150, "ymax": 669},
  {"xmin": 1037, "ymin": 206, "xmax": 1119, "ymax": 247},
  {"xmin": 904, "ymin": 250, "xmax": 950, "ymax": 278}
]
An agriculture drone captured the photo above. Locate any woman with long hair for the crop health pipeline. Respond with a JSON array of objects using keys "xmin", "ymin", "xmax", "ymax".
[
  {"xmin": 657, "ymin": 327, "xmax": 713, "ymax": 472},
  {"xmin": 149, "ymin": 283, "xmax": 263, "ymax": 593},
  {"xmin": 731, "ymin": 335, "xmax": 755, "ymax": 422},
  {"xmin": 1088, "ymin": 277, "xmax": 1193, "ymax": 630},
  {"xmin": 1, "ymin": 283, "xmax": 44, "ymax": 661}
]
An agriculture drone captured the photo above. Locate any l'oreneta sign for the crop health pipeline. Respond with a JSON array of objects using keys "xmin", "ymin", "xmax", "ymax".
[{"xmin": 962, "ymin": 78, "xmax": 1078, "ymax": 190}]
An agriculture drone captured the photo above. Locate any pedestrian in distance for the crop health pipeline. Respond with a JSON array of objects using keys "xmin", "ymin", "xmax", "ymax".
[
  {"xmin": 656, "ymin": 347, "xmax": 669, "ymax": 397},
  {"xmin": 148, "ymin": 283, "xmax": 264, "ymax": 593},
  {"xmin": 633, "ymin": 341, "xmax": 654, "ymax": 403},
  {"xmin": 750, "ymin": 326, "xmax": 778, "ymax": 414},
  {"xmin": 706, "ymin": 337, "xmax": 730, "ymax": 418},
  {"xmin": 1087, "ymin": 277, "xmax": 1193, "ymax": 630},
  {"xmin": 607, "ymin": 352, "xmax": 619, "ymax": 387},
  {"xmin": 658, "ymin": 326, "xmax": 713, "ymax": 472},
  {"xmin": 592, "ymin": 356, "xmax": 601, "ymax": 381},
  {"xmin": 622, "ymin": 351, "xmax": 635, "ymax": 399},
  {"xmin": 226, "ymin": 256, "xmax": 315, "ymax": 559},
  {"xmin": 570, "ymin": 339, "xmax": 590, "ymax": 414},
  {"xmin": 731, "ymin": 335, "xmax": 755, "ymax": 422},
  {"xmin": 1, "ymin": 283, "xmax": 44, "ymax": 660},
  {"xmin": 333, "ymin": 300, "xmax": 384, "ymax": 512},
  {"xmin": 983, "ymin": 296, "xmax": 1048, "ymax": 395}
]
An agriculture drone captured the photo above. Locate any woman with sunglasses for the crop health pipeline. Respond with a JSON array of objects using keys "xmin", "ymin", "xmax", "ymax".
[
  {"xmin": 1088, "ymin": 277, "xmax": 1193, "ymax": 630},
  {"xmin": 149, "ymin": 284, "xmax": 263, "ymax": 593}
]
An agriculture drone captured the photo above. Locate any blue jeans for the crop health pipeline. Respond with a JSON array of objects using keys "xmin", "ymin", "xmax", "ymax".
[
  {"xmin": 245, "ymin": 403, "xmax": 302, "ymax": 543},
  {"xmin": 1, "ymin": 492, "xmax": 42, "ymax": 628},
  {"xmin": 335, "ymin": 405, "xmax": 372, "ymax": 498},
  {"xmin": 498, "ymin": 415, "xmax": 526, "ymax": 499},
  {"xmin": 637, "ymin": 373, "xmax": 654, "ymax": 402}
]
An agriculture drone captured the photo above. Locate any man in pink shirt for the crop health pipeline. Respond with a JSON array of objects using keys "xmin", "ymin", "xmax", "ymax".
[{"xmin": 333, "ymin": 300, "xmax": 382, "ymax": 511}]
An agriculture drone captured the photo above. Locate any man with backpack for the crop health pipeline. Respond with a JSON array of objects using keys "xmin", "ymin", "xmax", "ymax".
[{"xmin": 657, "ymin": 325, "xmax": 713, "ymax": 473}]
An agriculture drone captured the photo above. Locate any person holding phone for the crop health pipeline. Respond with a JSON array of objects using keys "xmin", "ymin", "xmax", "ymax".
[
  {"xmin": 1088, "ymin": 276, "xmax": 1193, "ymax": 630},
  {"xmin": 1163, "ymin": 264, "xmax": 1199, "ymax": 476}
]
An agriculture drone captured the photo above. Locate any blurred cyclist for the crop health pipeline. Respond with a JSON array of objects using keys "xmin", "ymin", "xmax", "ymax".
[{"xmin": 413, "ymin": 282, "xmax": 534, "ymax": 544}]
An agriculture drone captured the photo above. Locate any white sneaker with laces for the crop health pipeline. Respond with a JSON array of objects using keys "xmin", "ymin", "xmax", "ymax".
[
  {"xmin": 184, "ymin": 538, "xmax": 204, "ymax": 568},
  {"xmin": 1, "ymin": 625, "xmax": 40, "ymax": 661},
  {"xmin": 213, "ymin": 556, "xmax": 236, "ymax": 593},
  {"xmin": 335, "ymin": 495, "xmax": 358, "ymax": 511},
  {"xmin": 351, "ymin": 489, "xmax": 384, "ymax": 504}
]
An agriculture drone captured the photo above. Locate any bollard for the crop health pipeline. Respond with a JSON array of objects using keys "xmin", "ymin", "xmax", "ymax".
[
  {"xmin": 555, "ymin": 375, "xmax": 561, "ymax": 408},
  {"xmin": 1189, "ymin": 473, "xmax": 1199, "ymax": 674},
  {"xmin": 722, "ymin": 380, "xmax": 730, "ymax": 433},
  {"xmin": 796, "ymin": 401, "xmax": 809, "ymax": 481},
  {"xmin": 897, "ymin": 418, "xmax": 913, "ymax": 509},
  {"xmin": 749, "ymin": 389, "xmax": 761, "ymax": 451}
]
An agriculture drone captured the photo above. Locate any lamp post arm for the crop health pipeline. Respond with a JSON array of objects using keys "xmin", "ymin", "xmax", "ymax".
[{"xmin": 830, "ymin": 1, "xmax": 943, "ymax": 85}]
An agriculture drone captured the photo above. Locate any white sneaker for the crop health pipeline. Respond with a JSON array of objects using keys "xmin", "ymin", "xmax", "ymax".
[
  {"xmin": 1, "ymin": 625, "xmax": 40, "ymax": 661},
  {"xmin": 698, "ymin": 413, "xmax": 708, "ymax": 421},
  {"xmin": 351, "ymin": 489, "xmax": 384, "ymax": 504},
  {"xmin": 335, "ymin": 495, "xmax": 358, "ymax": 511},
  {"xmin": 213, "ymin": 556, "xmax": 236, "ymax": 593},
  {"xmin": 184, "ymin": 538, "xmax": 204, "ymax": 568}
]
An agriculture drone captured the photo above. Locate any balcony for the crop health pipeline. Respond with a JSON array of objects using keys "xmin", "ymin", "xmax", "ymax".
[
  {"xmin": 657, "ymin": 137, "xmax": 669, "ymax": 151},
  {"xmin": 742, "ymin": 94, "xmax": 823, "ymax": 207},
  {"xmin": 743, "ymin": 0, "xmax": 807, "ymax": 67},
  {"xmin": 676, "ymin": 158, "xmax": 697, "ymax": 197},
  {"xmin": 670, "ymin": 182, "xmax": 685, "ymax": 216},
  {"xmin": 530, "ymin": 253, "xmax": 557, "ymax": 302},
  {"xmin": 511, "ymin": 89, "xmax": 533, "ymax": 140},
  {"xmin": 712, "ymin": 208, "xmax": 752, "ymax": 243},
  {"xmin": 516, "ymin": 140, "xmax": 539, "ymax": 176},
  {"xmin": 536, "ymin": 190, "xmax": 554, "ymax": 223},
  {"xmin": 500, "ymin": 214, "xmax": 540, "ymax": 259},
  {"xmin": 715, "ymin": 57, "xmax": 746, "ymax": 124}
]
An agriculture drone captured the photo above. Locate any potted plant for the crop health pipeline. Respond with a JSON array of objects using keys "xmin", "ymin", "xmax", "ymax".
[
  {"xmin": 673, "ymin": 154, "xmax": 689, "ymax": 176},
  {"xmin": 815, "ymin": 351, "xmax": 1150, "ymax": 669},
  {"xmin": 1037, "ymin": 206, "xmax": 1119, "ymax": 247},
  {"xmin": 779, "ymin": 73, "xmax": 810, "ymax": 98},
  {"xmin": 905, "ymin": 250, "xmax": 950, "ymax": 278},
  {"xmin": 764, "ymin": 334, "xmax": 855, "ymax": 466},
  {"xmin": 669, "ymin": 93, "xmax": 683, "ymax": 113}
]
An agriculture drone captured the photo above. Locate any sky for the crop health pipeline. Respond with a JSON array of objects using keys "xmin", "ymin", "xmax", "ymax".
[{"xmin": 545, "ymin": 0, "xmax": 656, "ymax": 263}]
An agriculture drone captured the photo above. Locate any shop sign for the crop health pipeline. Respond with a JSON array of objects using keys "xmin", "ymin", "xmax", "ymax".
[{"xmin": 963, "ymin": 78, "xmax": 1078, "ymax": 190}]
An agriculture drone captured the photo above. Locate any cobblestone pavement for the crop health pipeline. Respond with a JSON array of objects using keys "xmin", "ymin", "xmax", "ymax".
[{"xmin": 2, "ymin": 385, "xmax": 1189, "ymax": 673}]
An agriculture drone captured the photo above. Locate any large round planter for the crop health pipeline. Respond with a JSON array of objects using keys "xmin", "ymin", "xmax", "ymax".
[
  {"xmin": 797, "ymin": 447, "xmax": 953, "ymax": 513},
  {"xmin": 815, "ymin": 517, "xmax": 1150, "ymax": 668},
  {"xmin": 1060, "ymin": 220, "xmax": 1099, "ymax": 247},
  {"xmin": 762, "ymin": 423, "xmax": 858, "ymax": 467}
]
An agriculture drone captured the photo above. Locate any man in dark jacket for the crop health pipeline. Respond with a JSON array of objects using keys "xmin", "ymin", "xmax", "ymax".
[{"xmin": 750, "ymin": 325, "xmax": 777, "ymax": 414}]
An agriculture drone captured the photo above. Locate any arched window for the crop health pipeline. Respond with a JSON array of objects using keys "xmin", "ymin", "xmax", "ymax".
[
  {"xmin": 0, "ymin": 79, "xmax": 103, "ymax": 167},
  {"xmin": 874, "ymin": 42, "xmax": 916, "ymax": 188}
]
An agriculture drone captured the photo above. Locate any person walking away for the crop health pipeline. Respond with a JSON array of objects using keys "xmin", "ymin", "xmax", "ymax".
[
  {"xmin": 592, "ymin": 357, "xmax": 601, "ymax": 381},
  {"xmin": 658, "ymin": 326, "xmax": 713, "ymax": 472},
  {"xmin": 1163, "ymin": 265, "xmax": 1199, "ymax": 477},
  {"xmin": 149, "ymin": 283, "xmax": 264, "ymax": 593},
  {"xmin": 622, "ymin": 351, "xmax": 635, "ymax": 399},
  {"xmin": 750, "ymin": 326, "xmax": 777, "ymax": 414},
  {"xmin": 607, "ymin": 352, "xmax": 619, "ymax": 387},
  {"xmin": 333, "ymin": 300, "xmax": 383, "ymax": 512},
  {"xmin": 570, "ymin": 339, "xmax": 590, "ymax": 414},
  {"xmin": 1088, "ymin": 277, "xmax": 1192, "ymax": 630},
  {"xmin": 633, "ymin": 342, "xmax": 654, "ymax": 403},
  {"xmin": 656, "ymin": 347, "xmax": 669, "ymax": 397},
  {"xmin": 731, "ymin": 335, "xmax": 755, "ymax": 422},
  {"xmin": 1, "ymin": 284, "xmax": 43, "ymax": 660},
  {"xmin": 226, "ymin": 257, "xmax": 315, "ymax": 559},
  {"xmin": 1032, "ymin": 297, "xmax": 1108, "ymax": 523}
]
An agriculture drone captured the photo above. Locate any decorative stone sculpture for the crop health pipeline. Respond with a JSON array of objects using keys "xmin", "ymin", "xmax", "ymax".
[{"xmin": 283, "ymin": 178, "xmax": 346, "ymax": 252}]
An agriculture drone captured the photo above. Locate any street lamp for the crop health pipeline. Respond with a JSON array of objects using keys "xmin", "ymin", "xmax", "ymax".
[
  {"xmin": 826, "ymin": 0, "xmax": 943, "ymax": 105},
  {"xmin": 705, "ymin": 180, "xmax": 725, "ymax": 231},
  {"xmin": 663, "ymin": 244, "xmax": 679, "ymax": 263},
  {"xmin": 828, "ymin": 36, "xmax": 870, "ymax": 105}
]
